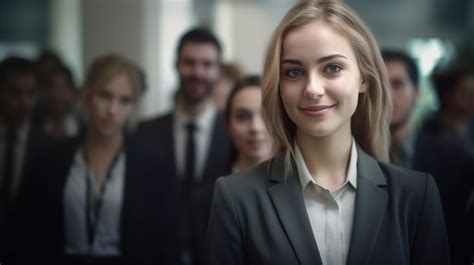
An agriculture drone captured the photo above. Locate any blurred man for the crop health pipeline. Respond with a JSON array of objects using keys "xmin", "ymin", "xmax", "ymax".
[
  {"xmin": 0, "ymin": 57, "xmax": 39, "ymax": 208},
  {"xmin": 42, "ymin": 65, "xmax": 80, "ymax": 139},
  {"xmin": 138, "ymin": 28, "xmax": 230, "ymax": 265},
  {"xmin": 382, "ymin": 50, "xmax": 419, "ymax": 168},
  {"xmin": 0, "ymin": 56, "xmax": 44, "ymax": 263},
  {"xmin": 414, "ymin": 63, "xmax": 474, "ymax": 264}
]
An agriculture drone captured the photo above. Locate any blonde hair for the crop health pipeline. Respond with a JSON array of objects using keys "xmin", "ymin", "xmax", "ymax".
[
  {"xmin": 80, "ymin": 54, "xmax": 143, "ymax": 124},
  {"xmin": 262, "ymin": 0, "xmax": 392, "ymax": 172}
]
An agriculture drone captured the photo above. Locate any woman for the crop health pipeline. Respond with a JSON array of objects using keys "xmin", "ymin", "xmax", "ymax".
[
  {"xmin": 18, "ymin": 54, "xmax": 178, "ymax": 265},
  {"xmin": 192, "ymin": 75, "xmax": 273, "ymax": 265},
  {"xmin": 207, "ymin": 1, "xmax": 450, "ymax": 265},
  {"xmin": 224, "ymin": 75, "xmax": 274, "ymax": 172}
]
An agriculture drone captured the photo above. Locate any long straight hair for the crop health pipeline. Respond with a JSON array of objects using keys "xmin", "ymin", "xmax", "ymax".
[{"xmin": 262, "ymin": 0, "xmax": 392, "ymax": 173}]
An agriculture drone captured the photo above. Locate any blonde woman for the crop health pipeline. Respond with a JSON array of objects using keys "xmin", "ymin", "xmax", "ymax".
[
  {"xmin": 18, "ymin": 55, "xmax": 178, "ymax": 265},
  {"xmin": 207, "ymin": 1, "xmax": 450, "ymax": 264}
]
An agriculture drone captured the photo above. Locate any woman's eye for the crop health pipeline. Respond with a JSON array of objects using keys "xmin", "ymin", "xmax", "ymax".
[
  {"xmin": 285, "ymin": 69, "xmax": 302, "ymax": 79},
  {"xmin": 324, "ymin": 64, "xmax": 342, "ymax": 74},
  {"xmin": 236, "ymin": 113, "xmax": 250, "ymax": 122},
  {"xmin": 97, "ymin": 91, "xmax": 110, "ymax": 100}
]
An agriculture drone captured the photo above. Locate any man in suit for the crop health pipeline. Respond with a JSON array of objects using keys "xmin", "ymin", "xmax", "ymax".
[
  {"xmin": 382, "ymin": 50, "xmax": 420, "ymax": 169},
  {"xmin": 138, "ymin": 28, "xmax": 230, "ymax": 265},
  {"xmin": 0, "ymin": 56, "xmax": 48, "ymax": 263}
]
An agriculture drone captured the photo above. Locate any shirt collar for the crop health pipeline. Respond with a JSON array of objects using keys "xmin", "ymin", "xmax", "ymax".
[
  {"xmin": 294, "ymin": 138, "xmax": 358, "ymax": 191},
  {"xmin": 174, "ymin": 103, "xmax": 217, "ymax": 133}
]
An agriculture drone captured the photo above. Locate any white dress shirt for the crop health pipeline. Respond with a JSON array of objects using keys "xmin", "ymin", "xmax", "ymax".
[
  {"xmin": 63, "ymin": 149, "xmax": 125, "ymax": 256},
  {"xmin": 294, "ymin": 139, "xmax": 358, "ymax": 265},
  {"xmin": 0, "ymin": 121, "xmax": 31, "ymax": 201},
  {"xmin": 173, "ymin": 104, "xmax": 217, "ymax": 180}
]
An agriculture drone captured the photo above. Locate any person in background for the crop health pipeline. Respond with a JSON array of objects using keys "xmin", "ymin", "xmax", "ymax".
[
  {"xmin": 0, "ymin": 56, "xmax": 44, "ymax": 264},
  {"xmin": 32, "ymin": 50, "xmax": 64, "ymax": 125},
  {"xmin": 137, "ymin": 27, "xmax": 230, "ymax": 265},
  {"xmin": 41, "ymin": 65, "xmax": 81, "ymax": 139},
  {"xmin": 224, "ymin": 75, "xmax": 273, "ymax": 172},
  {"xmin": 17, "ymin": 54, "xmax": 179, "ymax": 265},
  {"xmin": 382, "ymin": 50, "xmax": 420, "ymax": 168},
  {"xmin": 212, "ymin": 63, "xmax": 242, "ymax": 112},
  {"xmin": 207, "ymin": 0, "xmax": 450, "ymax": 264},
  {"xmin": 414, "ymin": 63, "xmax": 474, "ymax": 265},
  {"xmin": 191, "ymin": 75, "xmax": 273, "ymax": 265}
]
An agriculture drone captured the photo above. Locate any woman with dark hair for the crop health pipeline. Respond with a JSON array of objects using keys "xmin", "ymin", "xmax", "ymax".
[
  {"xmin": 191, "ymin": 75, "xmax": 273, "ymax": 265},
  {"xmin": 223, "ymin": 75, "xmax": 274, "ymax": 172}
]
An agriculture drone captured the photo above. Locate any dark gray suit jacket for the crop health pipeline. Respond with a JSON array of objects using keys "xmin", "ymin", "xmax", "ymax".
[{"xmin": 207, "ymin": 146, "xmax": 450, "ymax": 265}]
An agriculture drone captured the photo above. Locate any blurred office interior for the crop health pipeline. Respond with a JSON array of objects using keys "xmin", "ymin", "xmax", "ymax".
[{"xmin": 0, "ymin": 0, "xmax": 473, "ymax": 121}]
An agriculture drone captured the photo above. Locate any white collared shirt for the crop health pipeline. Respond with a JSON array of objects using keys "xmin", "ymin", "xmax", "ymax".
[
  {"xmin": 173, "ymin": 104, "xmax": 217, "ymax": 180},
  {"xmin": 295, "ymin": 139, "xmax": 358, "ymax": 265},
  {"xmin": 63, "ymin": 149, "xmax": 125, "ymax": 256},
  {"xmin": 0, "ymin": 121, "xmax": 31, "ymax": 201}
]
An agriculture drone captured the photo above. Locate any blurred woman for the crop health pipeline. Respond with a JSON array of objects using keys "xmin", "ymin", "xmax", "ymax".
[
  {"xmin": 192, "ymin": 75, "xmax": 273, "ymax": 265},
  {"xmin": 224, "ymin": 75, "xmax": 273, "ymax": 172},
  {"xmin": 18, "ymin": 54, "xmax": 178, "ymax": 265},
  {"xmin": 207, "ymin": 1, "xmax": 450, "ymax": 264}
]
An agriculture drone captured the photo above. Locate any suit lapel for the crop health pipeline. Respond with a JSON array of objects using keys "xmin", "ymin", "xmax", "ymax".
[
  {"xmin": 346, "ymin": 146, "xmax": 388, "ymax": 265},
  {"xmin": 267, "ymin": 155, "xmax": 323, "ymax": 265}
]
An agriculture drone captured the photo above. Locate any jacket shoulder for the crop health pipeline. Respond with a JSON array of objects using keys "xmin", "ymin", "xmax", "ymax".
[
  {"xmin": 138, "ymin": 112, "xmax": 173, "ymax": 131},
  {"xmin": 217, "ymin": 159, "xmax": 271, "ymax": 194},
  {"xmin": 377, "ymin": 162, "xmax": 436, "ymax": 200}
]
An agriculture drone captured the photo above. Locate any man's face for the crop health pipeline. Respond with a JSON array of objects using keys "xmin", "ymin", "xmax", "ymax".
[
  {"xmin": 1, "ymin": 73, "xmax": 37, "ymax": 126},
  {"xmin": 177, "ymin": 42, "xmax": 220, "ymax": 105},
  {"xmin": 385, "ymin": 60, "xmax": 418, "ymax": 128},
  {"xmin": 45, "ymin": 73, "xmax": 77, "ymax": 118}
]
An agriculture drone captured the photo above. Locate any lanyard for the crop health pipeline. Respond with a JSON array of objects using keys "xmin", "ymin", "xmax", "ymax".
[{"xmin": 84, "ymin": 149, "xmax": 122, "ymax": 252}]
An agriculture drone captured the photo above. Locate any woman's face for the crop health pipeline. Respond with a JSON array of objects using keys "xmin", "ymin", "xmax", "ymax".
[
  {"xmin": 229, "ymin": 87, "xmax": 273, "ymax": 162},
  {"xmin": 279, "ymin": 19, "xmax": 366, "ymax": 140},
  {"xmin": 87, "ymin": 74, "xmax": 137, "ymax": 138}
]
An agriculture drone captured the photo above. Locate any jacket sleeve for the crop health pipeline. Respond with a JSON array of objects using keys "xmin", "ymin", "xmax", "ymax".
[
  {"xmin": 411, "ymin": 173, "xmax": 451, "ymax": 265},
  {"xmin": 207, "ymin": 177, "xmax": 244, "ymax": 265}
]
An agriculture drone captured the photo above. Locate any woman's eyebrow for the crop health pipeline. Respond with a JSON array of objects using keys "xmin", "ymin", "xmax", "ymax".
[{"xmin": 281, "ymin": 54, "xmax": 347, "ymax": 65}]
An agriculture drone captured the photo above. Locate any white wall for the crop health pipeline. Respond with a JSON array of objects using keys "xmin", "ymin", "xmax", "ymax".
[
  {"xmin": 215, "ymin": 1, "xmax": 293, "ymax": 75},
  {"xmin": 52, "ymin": 0, "xmax": 470, "ymax": 120},
  {"xmin": 49, "ymin": 0, "xmax": 83, "ymax": 83}
]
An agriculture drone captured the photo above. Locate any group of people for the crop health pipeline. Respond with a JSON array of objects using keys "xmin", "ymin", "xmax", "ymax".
[{"xmin": 1, "ymin": 0, "xmax": 473, "ymax": 264}]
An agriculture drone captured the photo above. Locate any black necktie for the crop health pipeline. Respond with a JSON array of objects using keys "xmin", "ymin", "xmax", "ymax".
[
  {"xmin": 181, "ymin": 122, "xmax": 197, "ymax": 264},
  {"xmin": 184, "ymin": 122, "xmax": 196, "ymax": 199},
  {"xmin": 2, "ymin": 129, "xmax": 17, "ymax": 206}
]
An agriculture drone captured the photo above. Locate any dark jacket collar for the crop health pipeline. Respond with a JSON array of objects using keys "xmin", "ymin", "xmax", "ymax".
[{"xmin": 267, "ymin": 145, "xmax": 388, "ymax": 265}]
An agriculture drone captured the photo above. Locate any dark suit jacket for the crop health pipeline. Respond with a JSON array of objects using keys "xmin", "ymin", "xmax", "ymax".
[
  {"xmin": 0, "ymin": 123, "xmax": 51, "ymax": 264},
  {"xmin": 137, "ymin": 111, "xmax": 231, "ymax": 187},
  {"xmin": 207, "ymin": 146, "xmax": 451, "ymax": 265},
  {"xmin": 16, "ymin": 135, "xmax": 179, "ymax": 265},
  {"xmin": 138, "ymin": 111, "xmax": 230, "ymax": 265}
]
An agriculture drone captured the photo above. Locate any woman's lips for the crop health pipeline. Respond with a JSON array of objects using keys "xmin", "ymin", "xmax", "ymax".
[
  {"xmin": 299, "ymin": 104, "xmax": 336, "ymax": 117},
  {"xmin": 246, "ymin": 138, "xmax": 265, "ymax": 149}
]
